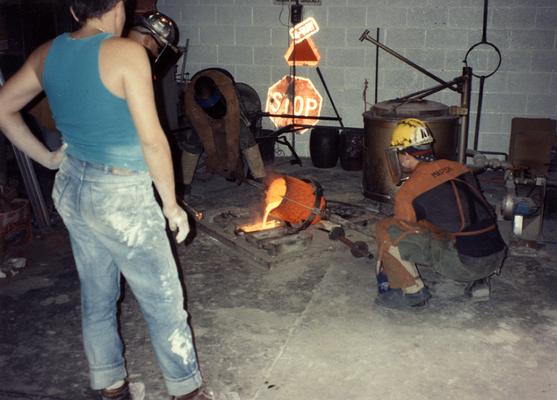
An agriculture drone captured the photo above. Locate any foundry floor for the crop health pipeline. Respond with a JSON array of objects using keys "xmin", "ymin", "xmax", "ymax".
[{"xmin": 1, "ymin": 157, "xmax": 557, "ymax": 400}]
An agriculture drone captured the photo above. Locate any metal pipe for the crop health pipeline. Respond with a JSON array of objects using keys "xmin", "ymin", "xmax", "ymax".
[
  {"xmin": 261, "ymin": 113, "xmax": 340, "ymax": 121},
  {"xmin": 482, "ymin": 0, "xmax": 489, "ymax": 43},
  {"xmin": 178, "ymin": 199, "xmax": 203, "ymax": 221},
  {"xmin": 396, "ymin": 77, "xmax": 462, "ymax": 103},
  {"xmin": 0, "ymin": 68, "xmax": 51, "ymax": 229},
  {"xmin": 375, "ymin": 28, "xmax": 379, "ymax": 104},
  {"xmin": 359, "ymin": 30, "xmax": 460, "ymax": 93},
  {"xmin": 458, "ymin": 66, "xmax": 473, "ymax": 164},
  {"xmin": 316, "ymin": 67, "xmax": 344, "ymax": 128},
  {"xmin": 473, "ymin": 76, "xmax": 486, "ymax": 151},
  {"xmin": 12, "ymin": 150, "xmax": 51, "ymax": 228}
]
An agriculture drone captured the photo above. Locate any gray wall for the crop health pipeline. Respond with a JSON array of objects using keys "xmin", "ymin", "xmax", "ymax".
[{"xmin": 159, "ymin": 0, "xmax": 557, "ymax": 157}]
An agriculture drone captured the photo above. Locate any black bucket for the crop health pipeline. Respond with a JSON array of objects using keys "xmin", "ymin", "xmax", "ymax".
[
  {"xmin": 310, "ymin": 126, "xmax": 340, "ymax": 168},
  {"xmin": 339, "ymin": 128, "xmax": 364, "ymax": 171}
]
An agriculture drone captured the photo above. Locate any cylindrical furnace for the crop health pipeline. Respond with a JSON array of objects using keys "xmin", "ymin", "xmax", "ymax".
[{"xmin": 363, "ymin": 99, "xmax": 460, "ymax": 202}]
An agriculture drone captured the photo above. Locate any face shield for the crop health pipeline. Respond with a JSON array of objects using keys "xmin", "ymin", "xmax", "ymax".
[
  {"xmin": 385, "ymin": 146, "xmax": 403, "ymax": 186},
  {"xmin": 151, "ymin": 41, "xmax": 182, "ymax": 79},
  {"xmin": 133, "ymin": 11, "xmax": 182, "ymax": 79}
]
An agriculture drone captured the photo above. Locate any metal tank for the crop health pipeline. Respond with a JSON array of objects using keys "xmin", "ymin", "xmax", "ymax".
[{"xmin": 363, "ymin": 99, "xmax": 460, "ymax": 202}]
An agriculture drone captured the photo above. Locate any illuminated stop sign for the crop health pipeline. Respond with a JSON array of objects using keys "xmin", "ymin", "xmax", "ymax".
[{"xmin": 265, "ymin": 75, "xmax": 323, "ymax": 133}]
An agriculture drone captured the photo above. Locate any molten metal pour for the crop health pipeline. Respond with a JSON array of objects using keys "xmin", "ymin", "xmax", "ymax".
[
  {"xmin": 240, "ymin": 177, "xmax": 374, "ymax": 259},
  {"xmin": 238, "ymin": 177, "xmax": 287, "ymax": 233}
]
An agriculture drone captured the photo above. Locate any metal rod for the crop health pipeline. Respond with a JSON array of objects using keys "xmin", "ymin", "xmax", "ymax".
[
  {"xmin": 375, "ymin": 28, "xmax": 379, "ymax": 104},
  {"xmin": 275, "ymin": 136, "xmax": 302, "ymax": 165},
  {"xmin": 395, "ymin": 77, "xmax": 462, "ymax": 103},
  {"xmin": 290, "ymin": 11, "xmax": 298, "ymax": 156},
  {"xmin": 262, "ymin": 113, "xmax": 340, "ymax": 121},
  {"xmin": 473, "ymin": 76, "xmax": 486, "ymax": 151},
  {"xmin": 178, "ymin": 199, "xmax": 204, "ymax": 221},
  {"xmin": 315, "ymin": 66, "xmax": 344, "ymax": 128},
  {"xmin": 482, "ymin": 0, "xmax": 489, "ymax": 43},
  {"xmin": 0, "ymin": 68, "xmax": 51, "ymax": 229},
  {"xmin": 359, "ymin": 30, "xmax": 460, "ymax": 93},
  {"xmin": 12, "ymin": 150, "xmax": 51, "ymax": 228},
  {"xmin": 458, "ymin": 66, "xmax": 473, "ymax": 164}
]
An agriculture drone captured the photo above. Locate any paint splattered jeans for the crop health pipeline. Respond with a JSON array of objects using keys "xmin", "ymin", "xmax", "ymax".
[{"xmin": 52, "ymin": 155, "xmax": 202, "ymax": 396}]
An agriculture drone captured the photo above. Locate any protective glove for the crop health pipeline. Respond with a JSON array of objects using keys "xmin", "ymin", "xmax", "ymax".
[{"xmin": 163, "ymin": 204, "xmax": 190, "ymax": 243}]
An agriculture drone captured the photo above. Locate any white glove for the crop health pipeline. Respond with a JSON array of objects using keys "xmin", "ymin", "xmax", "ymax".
[{"xmin": 163, "ymin": 204, "xmax": 190, "ymax": 243}]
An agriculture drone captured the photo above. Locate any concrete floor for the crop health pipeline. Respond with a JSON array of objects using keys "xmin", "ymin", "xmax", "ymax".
[{"xmin": 1, "ymin": 157, "xmax": 557, "ymax": 400}]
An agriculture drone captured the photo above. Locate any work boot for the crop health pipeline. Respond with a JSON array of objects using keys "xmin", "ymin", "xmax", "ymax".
[
  {"xmin": 100, "ymin": 381, "xmax": 145, "ymax": 400},
  {"xmin": 171, "ymin": 386, "xmax": 214, "ymax": 400},
  {"xmin": 465, "ymin": 278, "xmax": 491, "ymax": 302},
  {"xmin": 375, "ymin": 287, "xmax": 431, "ymax": 310},
  {"xmin": 100, "ymin": 381, "xmax": 130, "ymax": 400}
]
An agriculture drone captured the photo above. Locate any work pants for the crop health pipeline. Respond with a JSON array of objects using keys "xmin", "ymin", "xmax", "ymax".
[
  {"xmin": 52, "ymin": 155, "xmax": 202, "ymax": 396},
  {"xmin": 376, "ymin": 217, "xmax": 505, "ymax": 293}
]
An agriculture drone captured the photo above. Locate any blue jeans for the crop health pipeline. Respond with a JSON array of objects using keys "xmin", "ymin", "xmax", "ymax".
[{"xmin": 52, "ymin": 155, "xmax": 202, "ymax": 396}]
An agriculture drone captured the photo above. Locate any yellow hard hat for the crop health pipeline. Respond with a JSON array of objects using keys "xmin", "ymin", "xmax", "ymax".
[{"xmin": 390, "ymin": 118, "xmax": 434, "ymax": 150}]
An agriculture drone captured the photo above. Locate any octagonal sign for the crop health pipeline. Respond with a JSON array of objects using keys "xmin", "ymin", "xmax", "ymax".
[{"xmin": 265, "ymin": 75, "xmax": 323, "ymax": 133}]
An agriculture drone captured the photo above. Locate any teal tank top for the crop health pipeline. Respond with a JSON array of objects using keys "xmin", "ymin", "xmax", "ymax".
[{"xmin": 42, "ymin": 33, "xmax": 147, "ymax": 171}]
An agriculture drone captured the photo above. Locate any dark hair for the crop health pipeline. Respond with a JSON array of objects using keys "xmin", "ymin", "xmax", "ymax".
[{"xmin": 68, "ymin": 0, "xmax": 121, "ymax": 22}]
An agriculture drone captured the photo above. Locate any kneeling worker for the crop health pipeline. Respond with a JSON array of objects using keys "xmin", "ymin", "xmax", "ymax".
[
  {"xmin": 375, "ymin": 118, "xmax": 507, "ymax": 309},
  {"xmin": 180, "ymin": 68, "xmax": 266, "ymax": 193}
]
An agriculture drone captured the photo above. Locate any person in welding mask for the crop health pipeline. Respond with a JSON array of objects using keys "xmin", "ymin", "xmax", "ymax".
[
  {"xmin": 180, "ymin": 68, "xmax": 266, "ymax": 196},
  {"xmin": 127, "ymin": 10, "xmax": 182, "ymax": 81},
  {"xmin": 0, "ymin": 1, "xmax": 212, "ymax": 398},
  {"xmin": 374, "ymin": 118, "xmax": 507, "ymax": 309}
]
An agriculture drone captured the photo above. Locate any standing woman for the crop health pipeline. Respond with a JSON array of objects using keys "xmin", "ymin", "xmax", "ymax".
[{"xmin": 0, "ymin": 1, "xmax": 211, "ymax": 399}]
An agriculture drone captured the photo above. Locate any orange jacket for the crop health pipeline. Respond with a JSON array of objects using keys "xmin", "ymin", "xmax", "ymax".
[{"xmin": 394, "ymin": 159, "xmax": 470, "ymax": 223}]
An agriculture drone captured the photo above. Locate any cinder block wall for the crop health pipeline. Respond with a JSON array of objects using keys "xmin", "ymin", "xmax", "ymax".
[{"xmin": 159, "ymin": 0, "xmax": 557, "ymax": 157}]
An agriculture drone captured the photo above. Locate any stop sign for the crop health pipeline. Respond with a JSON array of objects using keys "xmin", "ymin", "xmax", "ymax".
[{"xmin": 265, "ymin": 75, "xmax": 323, "ymax": 133}]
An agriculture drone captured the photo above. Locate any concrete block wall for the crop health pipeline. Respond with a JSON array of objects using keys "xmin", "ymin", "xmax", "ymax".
[{"xmin": 159, "ymin": 0, "xmax": 557, "ymax": 157}]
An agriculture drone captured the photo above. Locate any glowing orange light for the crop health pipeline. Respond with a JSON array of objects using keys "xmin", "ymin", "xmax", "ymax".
[
  {"xmin": 284, "ymin": 37, "xmax": 321, "ymax": 67},
  {"xmin": 239, "ymin": 178, "xmax": 287, "ymax": 232},
  {"xmin": 265, "ymin": 75, "xmax": 323, "ymax": 133}
]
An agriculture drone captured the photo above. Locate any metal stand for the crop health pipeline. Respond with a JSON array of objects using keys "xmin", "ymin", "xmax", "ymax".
[
  {"xmin": 0, "ymin": 68, "xmax": 51, "ymax": 229},
  {"xmin": 260, "ymin": 67, "xmax": 344, "ymax": 165},
  {"xmin": 261, "ymin": 2, "xmax": 343, "ymax": 165}
]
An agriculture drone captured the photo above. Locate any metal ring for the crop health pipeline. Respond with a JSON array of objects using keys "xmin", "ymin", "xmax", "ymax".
[{"xmin": 464, "ymin": 41, "xmax": 502, "ymax": 79}]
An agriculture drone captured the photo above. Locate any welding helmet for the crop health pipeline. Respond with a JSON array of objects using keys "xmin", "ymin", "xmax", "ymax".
[
  {"xmin": 132, "ymin": 11, "xmax": 181, "ymax": 78},
  {"xmin": 193, "ymin": 76, "xmax": 228, "ymax": 119},
  {"xmin": 385, "ymin": 118, "xmax": 435, "ymax": 185}
]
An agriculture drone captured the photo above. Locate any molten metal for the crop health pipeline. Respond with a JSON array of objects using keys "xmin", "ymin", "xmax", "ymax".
[
  {"xmin": 239, "ymin": 175, "xmax": 326, "ymax": 233},
  {"xmin": 239, "ymin": 177, "xmax": 287, "ymax": 232}
]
